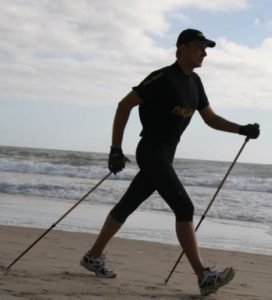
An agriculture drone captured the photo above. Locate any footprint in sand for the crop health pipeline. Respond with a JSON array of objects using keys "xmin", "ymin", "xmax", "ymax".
[
  {"xmin": 241, "ymin": 283, "xmax": 253, "ymax": 288},
  {"xmin": 145, "ymin": 285, "xmax": 161, "ymax": 291}
]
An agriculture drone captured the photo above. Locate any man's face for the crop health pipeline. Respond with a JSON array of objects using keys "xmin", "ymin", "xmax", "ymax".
[{"xmin": 181, "ymin": 43, "xmax": 207, "ymax": 68}]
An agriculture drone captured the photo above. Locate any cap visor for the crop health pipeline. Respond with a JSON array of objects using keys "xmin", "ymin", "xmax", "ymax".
[
  {"xmin": 192, "ymin": 39, "xmax": 216, "ymax": 48},
  {"xmin": 205, "ymin": 39, "xmax": 216, "ymax": 47}
]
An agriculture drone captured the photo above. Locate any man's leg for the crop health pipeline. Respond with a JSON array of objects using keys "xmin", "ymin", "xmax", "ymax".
[
  {"xmin": 176, "ymin": 221, "xmax": 235, "ymax": 295},
  {"xmin": 80, "ymin": 213, "xmax": 120, "ymax": 278},
  {"xmin": 176, "ymin": 221, "xmax": 205, "ymax": 282},
  {"xmin": 88, "ymin": 214, "xmax": 122, "ymax": 257},
  {"xmin": 153, "ymin": 165, "xmax": 206, "ymax": 281},
  {"xmin": 80, "ymin": 171, "xmax": 155, "ymax": 277},
  {"xmin": 138, "ymin": 143, "xmax": 206, "ymax": 280},
  {"xmin": 87, "ymin": 170, "xmax": 155, "ymax": 257}
]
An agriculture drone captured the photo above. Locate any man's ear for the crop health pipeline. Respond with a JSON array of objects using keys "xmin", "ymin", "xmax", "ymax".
[{"xmin": 176, "ymin": 46, "xmax": 183, "ymax": 59}]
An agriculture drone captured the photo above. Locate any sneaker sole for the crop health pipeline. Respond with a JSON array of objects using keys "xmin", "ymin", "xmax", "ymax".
[{"xmin": 201, "ymin": 267, "xmax": 235, "ymax": 296}]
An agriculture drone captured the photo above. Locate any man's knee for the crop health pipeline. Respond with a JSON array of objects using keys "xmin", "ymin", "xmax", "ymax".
[
  {"xmin": 175, "ymin": 193, "xmax": 194, "ymax": 222},
  {"xmin": 109, "ymin": 206, "xmax": 127, "ymax": 224}
]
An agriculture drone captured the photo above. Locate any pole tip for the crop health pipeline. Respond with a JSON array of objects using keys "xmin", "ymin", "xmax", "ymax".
[{"xmin": 0, "ymin": 265, "xmax": 10, "ymax": 274}]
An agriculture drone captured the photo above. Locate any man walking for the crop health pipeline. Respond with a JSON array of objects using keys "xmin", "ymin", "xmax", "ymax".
[{"xmin": 81, "ymin": 29, "xmax": 259, "ymax": 296}]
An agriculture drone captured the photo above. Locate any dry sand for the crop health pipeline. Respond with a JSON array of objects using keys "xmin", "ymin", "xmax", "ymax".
[{"xmin": 0, "ymin": 225, "xmax": 271, "ymax": 299}]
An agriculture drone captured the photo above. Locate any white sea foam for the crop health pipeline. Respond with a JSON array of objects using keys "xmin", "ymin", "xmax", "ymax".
[
  {"xmin": 0, "ymin": 193, "xmax": 271, "ymax": 256},
  {"xmin": 0, "ymin": 146, "xmax": 271, "ymax": 225}
]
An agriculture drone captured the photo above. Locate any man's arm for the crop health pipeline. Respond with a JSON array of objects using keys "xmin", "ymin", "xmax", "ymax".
[
  {"xmin": 111, "ymin": 91, "xmax": 142, "ymax": 148},
  {"xmin": 199, "ymin": 105, "xmax": 240, "ymax": 133}
]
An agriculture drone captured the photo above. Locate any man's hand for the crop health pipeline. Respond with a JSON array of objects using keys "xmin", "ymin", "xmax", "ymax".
[
  {"xmin": 108, "ymin": 147, "xmax": 130, "ymax": 174},
  {"xmin": 239, "ymin": 123, "xmax": 260, "ymax": 139}
]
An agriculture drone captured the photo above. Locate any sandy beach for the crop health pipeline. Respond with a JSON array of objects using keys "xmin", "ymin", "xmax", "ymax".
[{"xmin": 0, "ymin": 225, "xmax": 271, "ymax": 299}]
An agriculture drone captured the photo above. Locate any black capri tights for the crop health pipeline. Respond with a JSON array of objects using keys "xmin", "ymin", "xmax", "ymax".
[{"xmin": 110, "ymin": 138, "xmax": 194, "ymax": 223}]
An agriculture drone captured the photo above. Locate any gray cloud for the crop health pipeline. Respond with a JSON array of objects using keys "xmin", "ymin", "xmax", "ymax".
[
  {"xmin": 2, "ymin": 0, "xmax": 266, "ymax": 110},
  {"xmin": 200, "ymin": 38, "xmax": 272, "ymax": 110}
]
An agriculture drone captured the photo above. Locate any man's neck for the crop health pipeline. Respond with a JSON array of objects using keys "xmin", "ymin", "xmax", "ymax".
[{"xmin": 177, "ymin": 59, "xmax": 194, "ymax": 75}]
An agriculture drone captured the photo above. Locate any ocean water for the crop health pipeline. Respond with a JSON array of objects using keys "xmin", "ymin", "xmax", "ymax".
[{"xmin": 0, "ymin": 145, "xmax": 271, "ymax": 255}]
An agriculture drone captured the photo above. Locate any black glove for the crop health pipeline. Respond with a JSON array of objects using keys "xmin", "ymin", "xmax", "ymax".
[
  {"xmin": 239, "ymin": 123, "xmax": 260, "ymax": 139},
  {"xmin": 108, "ymin": 147, "xmax": 130, "ymax": 174}
]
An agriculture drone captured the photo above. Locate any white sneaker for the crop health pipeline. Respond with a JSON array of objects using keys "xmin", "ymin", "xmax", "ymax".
[
  {"xmin": 80, "ymin": 252, "xmax": 116, "ymax": 278},
  {"xmin": 199, "ymin": 267, "xmax": 235, "ymax": 296}
]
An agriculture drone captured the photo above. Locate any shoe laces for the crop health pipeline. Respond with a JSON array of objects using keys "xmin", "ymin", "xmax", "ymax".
[
  {"xmin": 99, "ymin": 255, "xmax": 106, "ymax": 267},
  {"xmin": 207, "ymin": 262, "xmax": 217, "ymax": 271},
  {"xmin": 203, "ymin": 265, "xmax": 219, "ymax": 282}
]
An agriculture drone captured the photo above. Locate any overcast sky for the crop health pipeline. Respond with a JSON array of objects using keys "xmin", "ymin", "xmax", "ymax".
[{"xmin": 1, "ymin": 0, "xmax": 271, "ymax": 164}]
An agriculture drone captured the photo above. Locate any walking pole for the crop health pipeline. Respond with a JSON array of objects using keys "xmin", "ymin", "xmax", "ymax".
[
  {"xmin": 6, "ymin": 172, "xmax": 112, "ymax": 270},
  {"xmin": 164, "ymin": 137, "xmax": 250, "ymax": 284}
]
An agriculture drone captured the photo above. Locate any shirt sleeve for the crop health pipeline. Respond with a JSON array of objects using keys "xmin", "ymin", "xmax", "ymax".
[
  {"xmin": 196, "ymin": 75, "xmax": 209, "ymax": 110},
  {"xmin": 132, "ymin": 69, "xmax": 165, "ymax": 103}
]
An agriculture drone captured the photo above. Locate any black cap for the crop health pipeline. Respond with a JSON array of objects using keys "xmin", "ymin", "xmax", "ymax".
[{"xmin": 176, "ymin": 29, "xmax": 216, "ymax": 48}]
